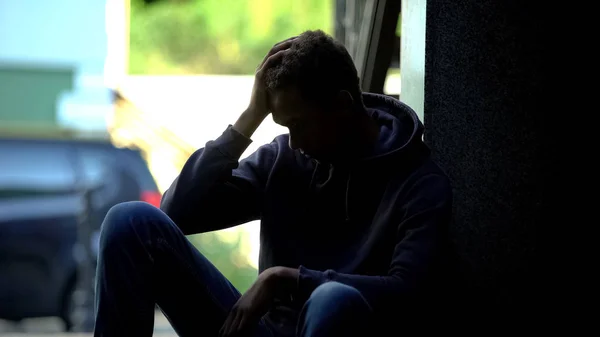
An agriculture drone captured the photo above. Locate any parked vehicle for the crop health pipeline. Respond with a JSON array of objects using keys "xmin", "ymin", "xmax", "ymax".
[{"xmin": 0, "ymin": 136, "xmax": 161, "ymax": 331}]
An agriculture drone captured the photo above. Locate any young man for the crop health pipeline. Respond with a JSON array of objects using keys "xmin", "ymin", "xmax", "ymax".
[{"xmin": 94, "ymin": 30, "xmax": 452, "ymax": 337}]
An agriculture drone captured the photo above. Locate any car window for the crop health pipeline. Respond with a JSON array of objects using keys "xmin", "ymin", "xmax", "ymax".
[
  {"xmin": 117, "ymin": 148, "xmax": 159, "ymax": 191},
  {"xmin": 0, "ymin": 140, "xmax": 77, "ymax": 193},
  {"xmin": 75, "ymin": 146, "xmax": 115, "ymax": 188},
  {"xmin": 72, "ymin": 145, "xmax": 124, "ymax": 207}
]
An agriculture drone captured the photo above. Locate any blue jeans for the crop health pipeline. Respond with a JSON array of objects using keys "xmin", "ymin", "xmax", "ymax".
[{"xmin": 94, "ymin": 201, "xmax": 373, "ymax": 337}]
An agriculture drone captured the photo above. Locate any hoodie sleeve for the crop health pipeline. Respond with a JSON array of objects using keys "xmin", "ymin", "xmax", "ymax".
[
  {"xmin": 296, "ymin": 173, "xmax": 452, "ymax": 307},
  {"xmin": 160, "ymin": 125, "xmax": 277, "ymax": 235}
]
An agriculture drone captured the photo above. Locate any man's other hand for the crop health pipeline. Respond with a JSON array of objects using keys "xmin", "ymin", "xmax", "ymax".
[{"xmin": 219, "ymin": 267, "xmax": 279, "ymax": 336}]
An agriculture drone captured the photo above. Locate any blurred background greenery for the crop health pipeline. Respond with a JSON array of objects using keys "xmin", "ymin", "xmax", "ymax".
[
  {"xmin": 129, "ymin": 0, "xmax": 334, "ymax": 293},
  {"xmin": 129, "ymin": 0, "xmax": 333, "ymax": 75},
  {"xmin": 188, "ymin": 230, "xmax": 259, "ymax": 294}
]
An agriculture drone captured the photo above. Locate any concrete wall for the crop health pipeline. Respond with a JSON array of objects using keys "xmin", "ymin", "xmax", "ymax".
[{"xmin": 421, "ymin": 0, "xmax": 544, "ymax": 329}]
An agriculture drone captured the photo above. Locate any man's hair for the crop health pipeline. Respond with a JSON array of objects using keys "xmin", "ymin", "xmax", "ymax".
[{"xmin": 265, "ymin": 30, "xmax": 363, "ymax": 108}]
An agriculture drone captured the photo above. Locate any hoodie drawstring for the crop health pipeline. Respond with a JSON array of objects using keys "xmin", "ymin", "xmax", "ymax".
[
  {"xmin": 308, "ymin": 161, "xmax": 320, "ymax": 191},
  {"xmin": 345, "ymin": 172, "xmax": 351, "ymax": 222},
  {"xmin": 308, "ymin": 162, "xmax": 353, "ymax": 222}
]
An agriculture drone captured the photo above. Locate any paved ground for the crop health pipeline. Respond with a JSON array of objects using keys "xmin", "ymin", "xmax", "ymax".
[{"xmin": 0, "ymin": 310, "xmax": 176, "ymax": 336}]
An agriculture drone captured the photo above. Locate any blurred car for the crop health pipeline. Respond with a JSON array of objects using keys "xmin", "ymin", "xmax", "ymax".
[{"xmin": 0, "ymin": 136, "xmax": 161, "ymax": 331}]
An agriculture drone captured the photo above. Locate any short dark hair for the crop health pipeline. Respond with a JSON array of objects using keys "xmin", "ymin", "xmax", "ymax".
[{"xmin": 265, "ymin": 30, "xmax": 363, "ymax": 108}]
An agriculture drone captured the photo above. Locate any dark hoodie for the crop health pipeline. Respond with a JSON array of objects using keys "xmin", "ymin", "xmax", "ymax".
[{"xmin": 160, "ymin": 93, "xmax": 453, "ymax": 334}]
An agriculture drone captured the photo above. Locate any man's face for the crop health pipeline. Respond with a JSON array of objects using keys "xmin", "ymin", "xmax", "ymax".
[{"xmin": 270, "ymin": 87, "xmax": 342, "ymax": 162}]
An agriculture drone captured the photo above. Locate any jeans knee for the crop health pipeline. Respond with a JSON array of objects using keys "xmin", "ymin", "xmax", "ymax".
[
  {"xmin": 99, "ymin": 201, "xmax": 165, "ymax": 253},
  {"xmin": 305, "ymin": 282, "xmax": 370, "ymax": 319},
  {"xmin": 299, "ymin": 282, "xmax": 372, "ymax": 336},
  {"xmin": 308, "ymin": 282, "xmax": 367, "ymax": 310}
]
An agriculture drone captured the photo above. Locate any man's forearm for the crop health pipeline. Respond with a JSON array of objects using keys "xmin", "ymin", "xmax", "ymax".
[
  {"xmin": 263, "ymin": 266, "xmax": 300, "ymax": 300},
  {"xmin": 233, "ymin": 108, "xmax": 267, "ymax": 138}
]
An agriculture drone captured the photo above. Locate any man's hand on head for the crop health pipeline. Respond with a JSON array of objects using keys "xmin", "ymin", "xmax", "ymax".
[{"xmin": 233, "ymin": 37, "xmax": 297, "ymax": 138}]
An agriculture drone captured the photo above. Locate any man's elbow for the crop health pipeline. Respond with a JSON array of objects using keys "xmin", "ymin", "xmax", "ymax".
[
  {"xmin": 158, "ymin": 193, "xmax": 183, "ymax": 225},
  {"xmin": 387, "ymin": 267, "xmax": 422, "ymax": 295},
  {"xmin": 159, "ymin": 189, "xmax": 187, "ymax": 220},
  {"xmin": 161, "ymin": 205, "xmax": 196, "ymax": 235},
  {"xmin": 159, "ymin": 194, "xmax": 174, "ymax": 216}
]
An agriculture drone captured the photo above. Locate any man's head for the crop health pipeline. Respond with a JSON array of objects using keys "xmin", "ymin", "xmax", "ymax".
[{"xmin": 265, "ymin": 30, "xmax": 363, "ymax": 161}]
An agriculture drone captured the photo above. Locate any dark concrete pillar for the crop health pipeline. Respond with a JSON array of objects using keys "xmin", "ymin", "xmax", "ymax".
[{"xmin": 423, "ymin": 0, "xmax": 545, "ymax": 326}]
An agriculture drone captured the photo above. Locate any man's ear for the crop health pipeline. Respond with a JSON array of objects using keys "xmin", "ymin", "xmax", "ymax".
[{"xmin": 335, "ymin": 90, "xmax": 354, "ymax": 113}]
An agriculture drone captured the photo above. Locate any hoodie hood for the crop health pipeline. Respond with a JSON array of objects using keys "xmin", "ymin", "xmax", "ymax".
[
  {"xmin": 361, "ymin": 92, "xmax": 428, "ymax": 163},
  {"xmin": 309, "ymin": 93, "xmax": 430, "ymax": 222}
]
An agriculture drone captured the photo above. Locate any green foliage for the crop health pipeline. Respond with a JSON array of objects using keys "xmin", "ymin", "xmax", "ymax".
[
  {"xmin": 129, "ymin": 0, "xmax": 334, "ymax": 74},
  {"xmin": 188, "ymin": 231, "xmax": 258, "ymax": 293}
]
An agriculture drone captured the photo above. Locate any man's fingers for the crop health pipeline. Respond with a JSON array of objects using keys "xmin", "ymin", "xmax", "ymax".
[
  {"xmin": 258, "ymin": 41, "xmax": 293, "ymax": 69},
  {"xmin": 274, "ymin": 36, "xmax": 298, "ymax": 47},
  {"xmin": 225, "ymin": 311, "xmax": 243, "ymax": 336},
  {"xmin": 237, "ymin": 315, "xmax": 249, "ymax": 333},
  {"xmin": 219, "ymin": 311, "xmax": 236, "ymax": 337},
  {"xmin": 257, "ymin": 49, "xmax": 287, "ymax": 75},
  {"xmin": 268, "ymin": 37, "xmax": 296, "ymax": 58},
  {"xmin": 258, "ymin": 37, "xmax": 296, "ymax": 70}
]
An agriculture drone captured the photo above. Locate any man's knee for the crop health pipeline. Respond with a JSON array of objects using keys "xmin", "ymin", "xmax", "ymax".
[
  {"xmin": 99, "ymin": 201, "xmax": 166, "ymax": 253},
  {"xmin": 299, "ymin": 282, "xmax": 372, "ymax": 336},
  {"xmin": 306, "ymin": 282, "xmax": 370, "ymax": 314}
]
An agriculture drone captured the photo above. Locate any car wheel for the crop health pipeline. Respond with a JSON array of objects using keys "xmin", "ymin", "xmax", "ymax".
[
  {"xmin": 59, "ymin": 274, "xmax": 77, "ymax": 331},
  {"xmin": 60, "ymin": 275, "xmax": 95, "ymax": 332}
]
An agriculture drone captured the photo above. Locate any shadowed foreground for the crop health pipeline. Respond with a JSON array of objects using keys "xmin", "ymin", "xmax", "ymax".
[{"xmin": 0, "ymin": 310, "xmax": 176, "ymax": 336}]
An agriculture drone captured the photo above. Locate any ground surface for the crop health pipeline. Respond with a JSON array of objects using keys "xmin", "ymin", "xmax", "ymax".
[{"xmin": 0, "ymin": 310, "xmax": 176, "ymax": 336}]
